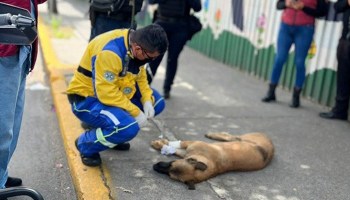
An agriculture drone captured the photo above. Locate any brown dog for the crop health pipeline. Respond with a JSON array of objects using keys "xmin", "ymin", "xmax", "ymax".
[{"xmin": 151, "ymin": 132, "xmax": 274, "ymax": 189}]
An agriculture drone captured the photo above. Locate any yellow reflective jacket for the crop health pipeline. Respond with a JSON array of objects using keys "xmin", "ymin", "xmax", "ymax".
[{"xmin": 67, "ymin": 29, "xmax": 153, "ymax": 117}]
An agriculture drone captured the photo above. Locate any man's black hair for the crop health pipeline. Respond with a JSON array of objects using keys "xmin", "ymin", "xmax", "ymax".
[{"xmin": 131, "ymin": 24, "xmax": 168, "ymax": 54}]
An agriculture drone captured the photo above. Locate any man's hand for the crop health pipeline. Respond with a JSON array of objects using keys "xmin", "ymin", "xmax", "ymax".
[
  {"xmin": 135, "ymin": 112, "xmax": 148, "ymax": 127},
  {"xmin": 348, "ymin": 0, "xmax": 350, "ymax": 6},
  {"xmin": 143, "ymin": 101, "xmax": 155, "ymax": 118}
]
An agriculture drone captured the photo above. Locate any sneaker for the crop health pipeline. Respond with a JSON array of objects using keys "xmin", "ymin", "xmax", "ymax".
[
  {"xmin": 112, "ymin": 143, "xmax": 130, "ymax": 151},
  {"xmin": 75, "ymin": 138, "xmax": 101, "ymax": 167},
  {"xmin": 5, "ymin": 176, "xmax": 22, "ymax": 188}
]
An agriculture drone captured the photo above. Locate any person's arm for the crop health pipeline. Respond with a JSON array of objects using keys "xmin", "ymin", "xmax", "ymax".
[
  {"xmin": 302, "ymin": 0, "xmax": 329, "ymax": 17},
  {"xmin": 334, "ymin": 0, "xmax": 350, "ymax": 13},
  {"xmin": 94, "ymin": 51, "xmax": 141, "ymax": 117},
  {"xmin": 277, "ymin": 0, "xmax": 287, "ymax": 10},
  {"xmin": 136, "ymin": 67, "xmax": 153, "ymax": 104},
  {"xmin": 187, "ymin": 0, "xmax": 202, "ymax": 12}
]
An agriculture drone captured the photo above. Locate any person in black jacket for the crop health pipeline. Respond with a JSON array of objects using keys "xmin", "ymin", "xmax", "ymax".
[
  {"xmin": 147, "ymin": 0, "xmax": 202, "ymax": 99},
  {"xmin": 89, "ymin": 0, "xmax": 144, "ymax": 41},
  {"xmin": 319, "ymin": 0, "xmax": 350, "ymax": 120}
]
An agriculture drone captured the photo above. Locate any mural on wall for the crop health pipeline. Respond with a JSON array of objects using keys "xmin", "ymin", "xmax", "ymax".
[
  {"xmin": 140, "ymin": 0, "xmax": 343, "ymax": 75},
  {"xmin": 197, "ymin": 0, "xmax": 343, "ymax": 74},
  {"xmin": 232, "ymin": 0, "xmax": 244, "ymax": 31}
]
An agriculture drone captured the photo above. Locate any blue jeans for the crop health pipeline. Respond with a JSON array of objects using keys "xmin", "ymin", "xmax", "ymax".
[
  {"xmin": 0, "ymin": 46, "xmax": 31, "ymax": 188},
  {"xmin": 270, "ymin": 22, "xmax": 315, "ymax": 88},
  {"xmin": 73, "ymin": 88, "xmax": 165, "ymax": 156}
]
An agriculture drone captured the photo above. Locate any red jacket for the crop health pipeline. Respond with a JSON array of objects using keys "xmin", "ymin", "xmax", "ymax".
[
  {"xmin": 282, "ymin": 0, "xmax": 317, "ymax": 25},
  {"xmin": 0, "ymin": 0, "xmax": 47, "ymax": 71}
]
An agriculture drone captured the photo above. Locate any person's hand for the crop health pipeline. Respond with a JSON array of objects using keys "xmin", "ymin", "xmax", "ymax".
[
  {"xmin": 143, "ymin": 101, "xmax": 155, "ymax": 118},
  {"xmin": 285, "ymin": 0, "xmax": 293, "ymax": 8},
  {"xmin": 286, "ymin": 0, "xmax": 303, "ymax": 10},
  {"xmin": 293, "ymin": 1, "xmax": 304, "ymax": 10},
  {"xmin": 135, "ymin": 112, "xmax": 148, "ymax": 127},
  {"xmin": 348, "ymin": 0, "xmax": 350, "ymax": 6}
]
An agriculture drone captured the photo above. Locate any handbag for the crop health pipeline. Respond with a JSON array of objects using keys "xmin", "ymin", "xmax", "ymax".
[{"xmin": 188, "ymin": 15, "xmax": 202, "ymax": 40}]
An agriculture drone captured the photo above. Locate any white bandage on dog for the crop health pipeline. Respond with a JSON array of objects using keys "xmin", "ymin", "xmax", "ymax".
[
  {"xmin": 161, "ymin": 145, "xmax": 176, "ymax": 155},
  {"xmin": 168, "ymin": 141, "xmax": 181, "ymax": 149},
  {"xmin": 160, "ymin": 141, "xmax": 181, "ymax": 155}
]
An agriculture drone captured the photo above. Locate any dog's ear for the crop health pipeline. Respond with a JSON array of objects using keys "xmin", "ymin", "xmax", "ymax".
[
  {"xmin": 186, "ymin": 158, "xmax": 207, "ymax": 171},
  {"xmin": 194, "ymin": 161, "xmax": 207, "ymax": 171}
]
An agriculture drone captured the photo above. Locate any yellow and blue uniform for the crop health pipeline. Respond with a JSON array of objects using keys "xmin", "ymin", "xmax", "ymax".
[{"xmin": 67, "ymin": 29, "xmax": 165, "ymax": 156}]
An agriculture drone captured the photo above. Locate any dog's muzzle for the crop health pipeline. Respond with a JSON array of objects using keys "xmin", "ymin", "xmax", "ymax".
[{"xmin": 153, "ymin": 161, "xmax": 174, "ymax": 175}]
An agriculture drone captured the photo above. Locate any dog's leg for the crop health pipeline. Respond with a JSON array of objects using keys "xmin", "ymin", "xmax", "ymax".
[
  {"xmin": 151, "ymin": 139, "xmax": 169, "ymax": 150},
  {"xmin": 205, "ymin": 132, "xmax": 240, "ymax": 141}
]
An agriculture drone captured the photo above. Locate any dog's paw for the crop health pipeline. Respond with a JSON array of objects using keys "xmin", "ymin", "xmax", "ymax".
[
  {"xmin": 205, "ymin": 132, "xmax": 234, "ymax": 141},
  {"xmin": 151, "ymin": 139, "xmax": 169, "ymax": 150}
]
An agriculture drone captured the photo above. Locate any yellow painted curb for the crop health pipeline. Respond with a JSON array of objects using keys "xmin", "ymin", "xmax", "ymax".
[{"xmin": 38, "ymin": 16, "xmax": 115, "ymax": 200}]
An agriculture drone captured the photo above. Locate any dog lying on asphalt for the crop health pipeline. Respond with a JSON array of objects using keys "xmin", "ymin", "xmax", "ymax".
[{"xmin": 152, "ymin": 132, "xmax": 274, "ymax": 189}]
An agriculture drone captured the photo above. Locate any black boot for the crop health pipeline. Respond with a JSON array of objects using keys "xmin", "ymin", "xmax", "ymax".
[
  {"xmin": 290, "ymin": 87, "xmax": 302, "ymax": 108},
  {"xmin": 262, "ymin": 83, "xmax": 277, "ymax": 102}
]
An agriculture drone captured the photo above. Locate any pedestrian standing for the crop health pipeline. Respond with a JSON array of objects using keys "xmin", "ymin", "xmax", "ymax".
[
  {"xmin": 262, "ymin": 0, "xmax": 328, "ymax": 108},
  {"xmin": 147, "ymin": 0, "xmax": 202, "ymax": 99},
  {"xmin": 89, "ymin": 0, "xmax": 144, "ymax": 41},
  {"xmin": 319, "ymin": 0, "xmax": 350, "ymax": 120},
  {"xmin": 0, "ymin": 0, "xmax": 47, "ymax": 189}
]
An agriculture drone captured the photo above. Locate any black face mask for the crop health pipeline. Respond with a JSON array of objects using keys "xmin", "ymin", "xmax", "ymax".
[
  {"xmin": 125, "ymin": 57, "xmax": 152, "ymax": 74},
  {"xmin": 129, "ymin": 57, "xmax": 153, "ymax": 67}
]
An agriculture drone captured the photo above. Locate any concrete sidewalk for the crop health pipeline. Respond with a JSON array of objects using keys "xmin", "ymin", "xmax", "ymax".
[{"xmin": 38, "ymin": 0, "xmax": 350, "ymax": 199}]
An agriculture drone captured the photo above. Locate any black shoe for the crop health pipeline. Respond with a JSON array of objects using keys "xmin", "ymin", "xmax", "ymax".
[
  {"xmin": 5, "ymin": 176, "xmax": 22, "ymax": 188},
  {"xmin": 75, "ymin": 138, "xmax": 101, "ymax": 167},
  {"xmin": 163, "ymin": 91, "xmax": 170, "ymax": 99},
  {"xmin": 112, "ymin": 143, "xmax": 130, "ymax": 151},
  {"xmin": 319, "ymin": 111, "xmax": 348, "ymax": 120}
]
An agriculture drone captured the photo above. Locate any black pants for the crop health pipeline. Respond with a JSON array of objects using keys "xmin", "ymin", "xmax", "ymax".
[
  {"xmin": 334, "ymin": 39, "xmax": 350, "ymax": 114},
  {"xmin": 148, "ymin": 20, "xmax": 189, "ymax": 93}
]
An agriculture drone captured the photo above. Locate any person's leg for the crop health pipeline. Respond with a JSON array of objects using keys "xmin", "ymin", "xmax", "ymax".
[
  {"xmin": 163, "ymin": 25, "xmax": 188, "ymax": 98},
  {"xmin": 148, "ymin": 21, "xmax": 168, "ymax": 84},
  {"xmin": 320, "ymin": 39, "xmax": 350, "ymax": 119},
  {"xmin": 89, "ymin": 13, "xmax": 132, "ymax": 41},
  {"xmin": 131, "ymin": 87, "xmax": 166, "ymax": 116},
  {"xmin": 72, "ymin": 97, "xmax": 140, "ymax": 166},
  {"xmin": 262, "ymin": 23, "xmax": 293, "ymax": 102},
  {"xmin": 147, "ymin": 54, "xmax": 164, "ymax": 83},
  {"xmin": 293, "ymin": 25, "xmax": 314, "ymax": 88},
  {"xmin": 290, "ymin": 25, "xmax": 314, "ymax": 108},
  {"xmin": 270, "ymin": 23, "xmax": 294, "ymax": 85},
  {"xmin": 0, "ymin": 46, "xmax": 30, "ymax": 188},
  {"xmin": 334, "ymin": 40, "xmax": 350, "ymax": 113}
]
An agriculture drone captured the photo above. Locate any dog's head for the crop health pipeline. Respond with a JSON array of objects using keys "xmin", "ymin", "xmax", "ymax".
[{"xmin": 153, "ymin": 157, "xmax": 209, "ymax": 190}]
